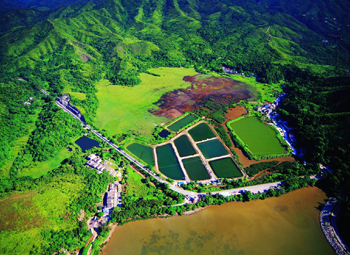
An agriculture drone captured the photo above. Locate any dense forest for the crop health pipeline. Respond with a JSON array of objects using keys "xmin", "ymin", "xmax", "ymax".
[{"xmin": 0, "ymin": 0, "xmax": 350, "ymax": 253}]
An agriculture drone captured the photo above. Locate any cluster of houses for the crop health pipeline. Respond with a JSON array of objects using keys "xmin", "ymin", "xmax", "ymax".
[
  {"xmin": 103, "ymin": 182, "xmax": 121, "ymax": 213},
  {"xmin": 257, "ymin": 95, "xmax": 298, "ymax": 155},
  {"xmin": 23, "ymin": 97, "xmax": 34, "ymax": 105},
  {"xmin": 222, "ymin": 66, "xmax": 258, "ymax": 78},
  {"xmin": 86, "ymin": 154, "xmax": 116, "ymax": 176},
  {"xmin": 222, "ymin": 66, "xmax": 239, "ymax": 74}
]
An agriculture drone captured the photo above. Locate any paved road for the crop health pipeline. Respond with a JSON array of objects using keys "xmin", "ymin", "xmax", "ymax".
[{"xmin": 47, "ymin": 90, "xmax": 289, "ymax": 197}]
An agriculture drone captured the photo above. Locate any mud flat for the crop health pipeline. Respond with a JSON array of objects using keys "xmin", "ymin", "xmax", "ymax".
[{"xmin": 152, "ymin": 75, "xmax": 257, "ymax": 119}]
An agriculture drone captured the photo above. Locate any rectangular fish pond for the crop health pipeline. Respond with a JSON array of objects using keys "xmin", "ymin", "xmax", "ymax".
[
  {"xmin": 209, "ymin": 158, "xmax": 243, "ymax": 178},
  {"xmin": 156, "ymin": 144, "xmax": 184, "ymax": 180},
  {"xmin": 174, "ymin": 135, "xmax": 197, "ymax": 157},
  {"xmin": 197, "ymin": 139, "xmax": 229, "ymax": 159},
  {"xmin": 126, "ymin": 143, "xmax": 155, "ymax": 166},
  {"xmin": 167, "ymin": 114, "xmax": 197, "ymax": 132},
  {"xmin": 182, "ymin": 157, "xmax": 210, "ymax": 181},
  {"xmin": 188, "ymin": 123, "xmax": 216, "ymax": 142},
  {"xmin": 229, "ymin": 117, "xmax": 285, "ymax": 156}
]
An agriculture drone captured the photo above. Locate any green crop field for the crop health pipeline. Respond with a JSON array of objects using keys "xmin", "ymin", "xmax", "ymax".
[
  {"xmin": 182, "ymin": 157, "xmax": 210, "ymax": 181},
  {"xmin": 229, "ymin": 117, "xmax": 285, "ymax": 156},
  {"xmin": 126, "ymin": 143, "xmax": 155, "ymax": 166},
  {"xmin": 95, "ymin": 67, "xmax": 197, "ymax": 138},
  {"xmin": 188, "ymin": 123, "xmax": 216, "ymax": 142},
  {"xmin": 209, "ymin": 158, "xmax": 243, "ymax": 178},
  {"xmin": 167, "ymin": 114, "xmax": 197, "ymax": 132}
]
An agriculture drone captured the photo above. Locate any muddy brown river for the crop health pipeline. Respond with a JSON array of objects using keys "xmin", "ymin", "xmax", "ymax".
[{"xmin": 103, "ymin": 187, "xmax": 334, "ymax": 255}]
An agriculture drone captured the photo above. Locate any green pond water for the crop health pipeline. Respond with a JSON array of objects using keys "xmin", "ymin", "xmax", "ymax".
[
  {"xmin": 103, "ymin": 187, "xmax": 334, "ymax": 255},
  {"xmin": 229, "ymin": 117, "xmax": 285, "ymax": 156},
  {"xmin": 182, "ymin": 157, "xmax": 210, "ymax": 180},
  {"xmin": 197, "ymin": 139, "xmax": 228, "ymax": 159},
  {"xmin": 156, "ymin": 144, "xmax": 184, "ymax": 180},
  {"xmin": 127, "ymin": 143, "xmax": 155, "ymax": 166},
  {"xmin": 188, "ymin": 122, "xmax": 216, "ymax": 142},
  {"xmin": 209, "ymin": 157, "xmax": 242, "ymax": 178},
  {"xmin": 168, "ymin": 114, "xmax": 197, "ymax": 132},
  {"xmin": 174, "ymin": 135, "xmax": 196, "ymax": 157}
]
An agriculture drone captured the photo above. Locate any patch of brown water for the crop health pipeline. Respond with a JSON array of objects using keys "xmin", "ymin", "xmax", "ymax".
[{"xmin": 103, "ymin": 187, "xmax": 334, "ymax": 255}]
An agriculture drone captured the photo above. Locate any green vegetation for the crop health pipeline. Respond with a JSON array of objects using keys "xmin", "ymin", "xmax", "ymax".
[
  {"xmin": 209, "ymin": 158, "xmax": 243, "ymax": 178},
  {"xmin": 174, "ymin": 135, "xmax": 197, "ymax": 157},
  {"xmin": 126, "ymin": 143, "xmax": 155, "ymax": 166},
  {"xmin": 156, "ymin": 144, "xmax": 184, "ymax": 180},
  {"xmin": 95, "ymin": 68, "xmax": 197, "ymax": 138},
  {"xmin": 124, "ymin": 166, "xmax": 156, "ymax": 200},
  {"xmin": 197, "ymin": 139, "xmax": 229, "ymax": 159},
  {"xmin": 1, "ymin": 0, "xmax": 350, "ymax": 251},
  {"xmin": 188, "ymin": 123, "xmax": 216, "ymax": 142},
  {"xmin": 182, "ymin": 157, "xmax": 210, "ymax": 181},
  {"xmin": 228, "ymin": 117, "xmax": 286, "ymax": 156},
  {"xmin": 167, "ymin": 114, "xmax": 197, "ymax": 132},
  {"xmin": 18, "ymin": 147, "xmax": 74, "ymax": 178},
  {"xmin": 244, "ymin": 161, "xmax": 279, "ymax": 177}
]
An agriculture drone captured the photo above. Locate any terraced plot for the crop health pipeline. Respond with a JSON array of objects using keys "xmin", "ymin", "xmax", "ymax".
[
  {"xmin": 188, "ymin": 123, "xmax": 216, "ymax": 142},
  {"xmin": 182, "ymin": 157, "xmax": 210, "ymax": 181},
  {"xmin": 229, "ymin": 117, "xmax": 285, "ymax": 156},
  {"xmin": 168, "ymin": 114, "xmax": 197, "ymax": 132},
  {"xmin": 197, "ymin": 139, "xmax": 228, "ymax": 159},
  {"xmin": 156, "ymin": 144, "xmax": 184, "ymax": 180},
  {"xmin": 127, "ymin": 143, "xmax": 155, "ymax": 166},
  {"xmin": 209, "ymin": 158, "xmax": 242, "ymax": 178},
  {"xmin": 174, "ymin": 135, "xmax": 196, "ymax": 157}
]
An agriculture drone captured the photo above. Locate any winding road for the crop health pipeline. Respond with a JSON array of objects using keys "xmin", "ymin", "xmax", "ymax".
[{"xmin": 46, "ymin": 89, "xmax": 285, "ymax": 197}]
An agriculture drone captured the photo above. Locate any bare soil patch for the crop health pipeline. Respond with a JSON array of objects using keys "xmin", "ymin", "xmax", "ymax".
[{"xmin": 152, "ymin": 75, "xmax": 256, "ymax": 119}]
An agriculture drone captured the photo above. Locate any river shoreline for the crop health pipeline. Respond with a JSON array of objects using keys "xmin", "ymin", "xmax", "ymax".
[
  {"xmin": 101, "ymin": 205, "xmax": 210, "ymax": 248},
  {"xmin": 320, "ymin": 198, "xmax": 350, "ymax": 255},
  {"xmin": 102, "ymin": 187, "xmax": 334, "ymax": 255}
]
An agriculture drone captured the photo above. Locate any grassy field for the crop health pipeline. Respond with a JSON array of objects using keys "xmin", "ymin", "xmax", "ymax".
[
  {"xmin": 126, "ymin": 166, "xmax": 156, "ymax": 200},
  {"xmin": 0, "ymin": 174, "xmax": 84, "ymax": 255},
  {"xmin": 94, "ymin": 67, "xmax": 197, "ymax": 138},
  {"xmin": 18, "ymin": 147, "xmax": 74, "ymax": 178},
  {"xmin": 229, "ymin": 117, "xmax": 285, "ymax": 156},
  {"xmin": 227, "ymin": 74, "xmax": 282, "ymax": 103}
]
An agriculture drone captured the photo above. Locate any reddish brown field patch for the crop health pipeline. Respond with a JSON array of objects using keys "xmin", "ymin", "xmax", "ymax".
[
  {"xmin": 152, "ymin": 75, "xmax": 256, "ymax": 119},
  {"xmin": 0, "ymin": 191, "xmax": 44, "ymax": 232}
]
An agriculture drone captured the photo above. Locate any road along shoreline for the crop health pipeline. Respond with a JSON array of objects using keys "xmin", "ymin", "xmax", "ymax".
[{"xmin": 320, "ymin": 198, "xmax": 350, "ymax": 255}]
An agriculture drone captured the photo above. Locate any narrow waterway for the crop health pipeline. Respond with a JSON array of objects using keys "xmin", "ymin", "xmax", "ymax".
[{"xmin": 103, "ymin": 187, "xmax": 334, "ymax": 255}]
